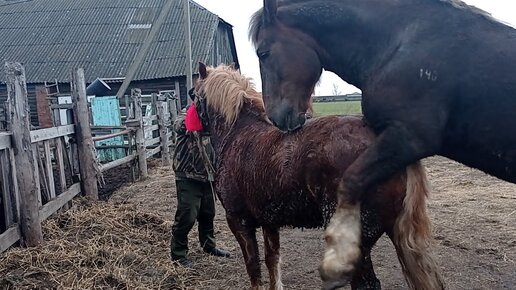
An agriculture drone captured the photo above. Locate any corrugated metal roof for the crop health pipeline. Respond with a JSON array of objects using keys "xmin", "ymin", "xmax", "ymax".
[{"xmin": 0, "ymin": 0, "xmax": 228, "ymax": 83}]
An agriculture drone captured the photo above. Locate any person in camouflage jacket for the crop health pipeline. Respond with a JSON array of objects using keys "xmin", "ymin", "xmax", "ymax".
[{"xmin": 170, "ymin": 108, "xmax": 230, "ymax": 267}]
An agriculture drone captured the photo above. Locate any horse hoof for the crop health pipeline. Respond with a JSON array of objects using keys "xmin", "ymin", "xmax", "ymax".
[
  {"xmin": 319, "ymin": 204, "xmax": 361, "ymax": 288},
  {"xmin": 320, "ymin": 277, "xmax": 351, "ymax": 290},
  {"xmin": 318, "ymin": 250, "xmax": 354, "ymax": 289}
]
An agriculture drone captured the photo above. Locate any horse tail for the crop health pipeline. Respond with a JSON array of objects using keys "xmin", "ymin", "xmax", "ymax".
[{"xmin": 393, "ymin": 161, "xmax": 445, "ymax": 290}]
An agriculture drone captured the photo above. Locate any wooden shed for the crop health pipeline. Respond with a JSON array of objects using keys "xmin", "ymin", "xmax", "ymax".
[{"xmin": 0, "ymin": 0, "xmax": 239, "ymax": 128}]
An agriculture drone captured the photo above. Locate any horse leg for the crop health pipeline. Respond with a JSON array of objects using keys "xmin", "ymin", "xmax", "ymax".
[
  {"xmin": 226, "ymin": 215, "xmax": 264, "ymax": 289},
  {"xmin": 349, "ymin": 206, "xmax": 385, "ymax": 290},
  {"xmin": 262, "ymin": 227, "xmax": 283, "ymax": 290},
  {"xmin": 321, "ymin": 123, "xmax": 441, "ymax": 289},
  {"xmin": 350, "ymin": 250, "xmax": 381, "ymax": 290}
]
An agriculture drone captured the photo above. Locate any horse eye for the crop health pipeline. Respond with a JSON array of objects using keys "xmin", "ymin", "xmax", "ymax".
[{"xmin": 257, "ymin": 51, "xmax": 270, "ymax": 60}]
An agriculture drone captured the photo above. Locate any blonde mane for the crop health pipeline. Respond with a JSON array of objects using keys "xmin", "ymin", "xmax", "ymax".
[{"xmin": 196, "ymin": 64, "xmax": 266, "ymax": 124}]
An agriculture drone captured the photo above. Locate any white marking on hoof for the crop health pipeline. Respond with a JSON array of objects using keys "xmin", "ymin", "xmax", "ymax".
[{"xmin": 320, "ymin": 203, "xmax": 361, "ymax": 282}]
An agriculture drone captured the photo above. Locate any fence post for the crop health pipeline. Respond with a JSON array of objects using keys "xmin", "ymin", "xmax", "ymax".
[
  {"xmin": 5, "ymin": 61, "xmax": 43, "ymax": 247},
  {"xmin": 71, "ymin": 68, "xmax": 99, "ymax": 201},
  {"xmin": 156, "ymin": 94, "xmax": 171, "ymax": 166},
  {"xmin": 169, "ymin": 94, "xmax": 179, "ymax": 121},
  {"xmin": 132, "ymin": 89, "xmax": 148, "ymax": 179}
]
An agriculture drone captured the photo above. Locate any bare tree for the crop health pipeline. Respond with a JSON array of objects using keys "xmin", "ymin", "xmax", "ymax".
[{"xmin": 332, "ymin": 83, "xmax": 341, "ymax": 95}]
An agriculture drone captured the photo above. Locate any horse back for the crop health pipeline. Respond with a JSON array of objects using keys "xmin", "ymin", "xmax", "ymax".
[
  {"xmin": 216, "ymin": 114, "xmax": 405, "ymax": 228},
  {"xmin": 362, "ymin": 13, "xmax": 516, "ymax": 182}
]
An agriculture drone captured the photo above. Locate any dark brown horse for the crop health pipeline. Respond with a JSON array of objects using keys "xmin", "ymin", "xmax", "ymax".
[
  {"xmin": 249, "ymin": 0, "xmax": 516, "ymax": 287},
  {"xmin": 191, "ymin": 63, "xmax": 443, "ymax": 290}
]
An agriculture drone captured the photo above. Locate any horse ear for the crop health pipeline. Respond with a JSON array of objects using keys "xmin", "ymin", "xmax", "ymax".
[
  {"xmin": 263, "ymin": 0, "xmax": 277, "ymax": 25},
  {"xmin": 198, "ymin": 62, "xmax": 208, "ymax": 79}
]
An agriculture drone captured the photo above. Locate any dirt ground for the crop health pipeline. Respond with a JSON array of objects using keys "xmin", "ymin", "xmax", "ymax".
[{"xmin": 1, "ymin": 156, "xmax": 515, "ymax": 289}]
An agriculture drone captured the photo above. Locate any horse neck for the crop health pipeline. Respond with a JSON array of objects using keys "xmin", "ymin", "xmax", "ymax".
[
  {"xmin": 280, "ymin": 0, "xmax": 416, "ymax": 87},
  {"xmin": 207, "ymin": 104, "xmax": 267, "ymax": 154}
]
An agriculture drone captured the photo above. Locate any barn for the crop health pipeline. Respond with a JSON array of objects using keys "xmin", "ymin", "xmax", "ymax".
[{"xmin": 0, "ymin": 0, "xmax": 239, "ymax": 127}]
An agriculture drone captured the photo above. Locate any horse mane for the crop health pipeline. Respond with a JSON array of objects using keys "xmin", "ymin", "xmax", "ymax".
[
  {"xmin": 249, "ymin": 0, "xmax": 505, "ymax": 47},
  {"xmin": 197, "ymin": 64, "xmax": 267, "ymax": 125},
  {"xmin": 249, "ymin": 8, "xmax": 264, "ymax": 47},
  {"xmin": 436, "ymin": 0, "xmax": 492, "ymax": 17}
]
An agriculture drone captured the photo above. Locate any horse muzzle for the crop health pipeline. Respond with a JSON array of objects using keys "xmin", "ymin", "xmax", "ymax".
[{"xmin": 268, "ymin": 109, "xmax": 307, "ymax": 132}]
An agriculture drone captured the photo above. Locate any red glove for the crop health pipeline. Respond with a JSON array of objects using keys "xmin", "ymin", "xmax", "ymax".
[{"xmin": 185, "ymin": 104, "xmax": 203, "ymax": 132}]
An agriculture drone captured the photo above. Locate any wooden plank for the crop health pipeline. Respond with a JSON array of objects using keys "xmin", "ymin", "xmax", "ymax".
[
  {"xmin": 71, "ymin": 68, "xmax": 98, "ymax": 201},
  {"xmin": 0, "ymin": 226, "xmax": 21, "ymax": 253},
  {"xmin": 127, "ymin": 131, "xmax": 136, "ymax": 182},
  {"xmin": 52, "ymin": 109, "xmax": 61, "ymax": 127},
  {"xmin": 143, "ymin": 115, "xmax": 157, "ymax": 123},
  {"xmin": 156, "ymin": 99, "xmax": 171, "ymax": 166},
  {"xmin": 151, "ymin": 93, "xmax": 157, "ymax": 115},
  {"xmin": 100, "ymin": 153, "xmax": 136, "ymax": 172},
  {"xmin": 39, "ymin": 183, "xmax": 81, "ymax": 222},
  {"xmin": 144, "ymin": 124, "xmax": 159, "ymax": 132},
  {"xmin": 1, "ymin": 150, "xmax": 14, "ymax": 227},
  {"xmin": 145, "ymin": 136, "xmax": 161, "ymax": 147},
  {"xmin": 95, "ymin": 145, "xmax": 130, "ymax": 150},
  {"xmin": 9, "ymin": 148, "xmax": 20, "ymax": 222},
  {"xmin": 0, "ymin": 133, "xmax": 12, "ymax": 150},
  {"xmin": 126, "ymin": 95, "xmax": 134, "ymax": 120},
  {"xmin": 5, "ymin": 61, "xmax": 43, "ymax": 246},
  {"xmin": 36, "ymin": 144, "xmax": 50, "ymax": 205},
  {"xmin": 55, "ymin": 138, "xmax": 70, "ymax": 210},
  {"xmin": 91, "ymin": 125, "xmax": 127, "ymax": 130},
  {"xmin": 43, "ymin": 140, "xmax": 56, "ymax": 199},
  {"xmin": 55, "ymin": 138, "xmax": 67, "ymax": 193},
  {"xmin": 31, "ymin": 145, "xmax": 41, "ymax": 210},
  {"xmin": 30, "ymin": 125, "xmax": 75, "ymax": 143},
  {"xmin": 92, "ymin": 129, "xmax": 131, "ymax": 142},
  {"xmin": 169, "ymin": 95, "xmax": 179, "ymax": 121},
  {"xmin": 124, "ymin": 120, "xmax": 140, "ymax": 128},
  {"xmin": 49, "ymin": 103, "xmax": 73, "ymax": 110},
  {"xmin": 132, "ymin": 89, "xmax": 148, "ymax": 179},
  {"xmin": 70, "ymin": 142, "xmax": 80, "ymax": 179},
  {"xmin": 146, "ymin": 146, "xmax": 161, "ymax": 159}
]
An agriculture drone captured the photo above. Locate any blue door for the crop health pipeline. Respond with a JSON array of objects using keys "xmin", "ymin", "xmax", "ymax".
[{"xmin": 90, "ymin": 96, "xmax": 126, "ymax": 162}]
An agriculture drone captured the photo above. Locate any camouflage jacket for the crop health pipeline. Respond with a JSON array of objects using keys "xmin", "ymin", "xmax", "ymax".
[{"xmin": 172, "ymin": 111, "xmax": 216, "ymax": 182}]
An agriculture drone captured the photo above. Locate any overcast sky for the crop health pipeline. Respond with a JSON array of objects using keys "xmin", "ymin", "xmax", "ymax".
[{"xmin": 193, "ymin": 0, "xmax": 516, "ymax": 95}]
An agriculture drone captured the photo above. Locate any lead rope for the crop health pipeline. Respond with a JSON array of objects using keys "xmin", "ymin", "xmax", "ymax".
[{"xmin": 193, "ymin": 131, "xmax": 218, "ymax": 202}]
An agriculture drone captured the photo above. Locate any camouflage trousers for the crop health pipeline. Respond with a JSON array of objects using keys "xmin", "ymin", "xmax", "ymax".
[{"xmin": 170, "ymin": 178, "xmax": 216, "ymax": 260}]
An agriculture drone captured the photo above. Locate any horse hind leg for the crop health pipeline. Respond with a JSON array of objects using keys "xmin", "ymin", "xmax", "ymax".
[
  {"xmin": 263, "ymin": 227, "xmax": 283, "ymax": 290},
  {"xmin": 320, "ymin": 123, "xmax": 442, "ymax": 289},
  {"xmin": 226, "ymin": 215, "xmax": 264, "ymax": 289}
]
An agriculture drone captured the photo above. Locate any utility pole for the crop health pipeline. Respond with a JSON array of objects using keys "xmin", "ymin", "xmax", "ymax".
[{"xmin": 183, "ymin": 0, "xmax": 193, "ymax": 104}]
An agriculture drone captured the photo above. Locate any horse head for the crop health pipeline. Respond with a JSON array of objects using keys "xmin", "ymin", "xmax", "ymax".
[
  {"xmin": 190, "ymin": 62, "xmax": 269, "ymax": 131},
  {"xmin": 250, "ymin": 0, "xmax": 323, "ymax": 132}
]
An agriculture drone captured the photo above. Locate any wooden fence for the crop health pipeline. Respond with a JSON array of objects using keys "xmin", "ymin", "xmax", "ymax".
[{"xmin": 0, "ymin": 62, "xmax": 179, "ymax": 253}]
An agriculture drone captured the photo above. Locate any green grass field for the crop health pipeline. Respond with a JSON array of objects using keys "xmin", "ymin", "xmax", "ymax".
[{"xmin": 312, "ymin": 101, "xmax": 362, "ymax": 116}]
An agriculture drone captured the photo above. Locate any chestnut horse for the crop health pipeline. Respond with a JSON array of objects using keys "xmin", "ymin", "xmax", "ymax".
[
  {"xmin": 191, "ymin": 63, "xmax": 443, "ymax": 290},
  {"xmin": 249, "ymin": 0, "xmax": 516, "ymax": 287}
]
